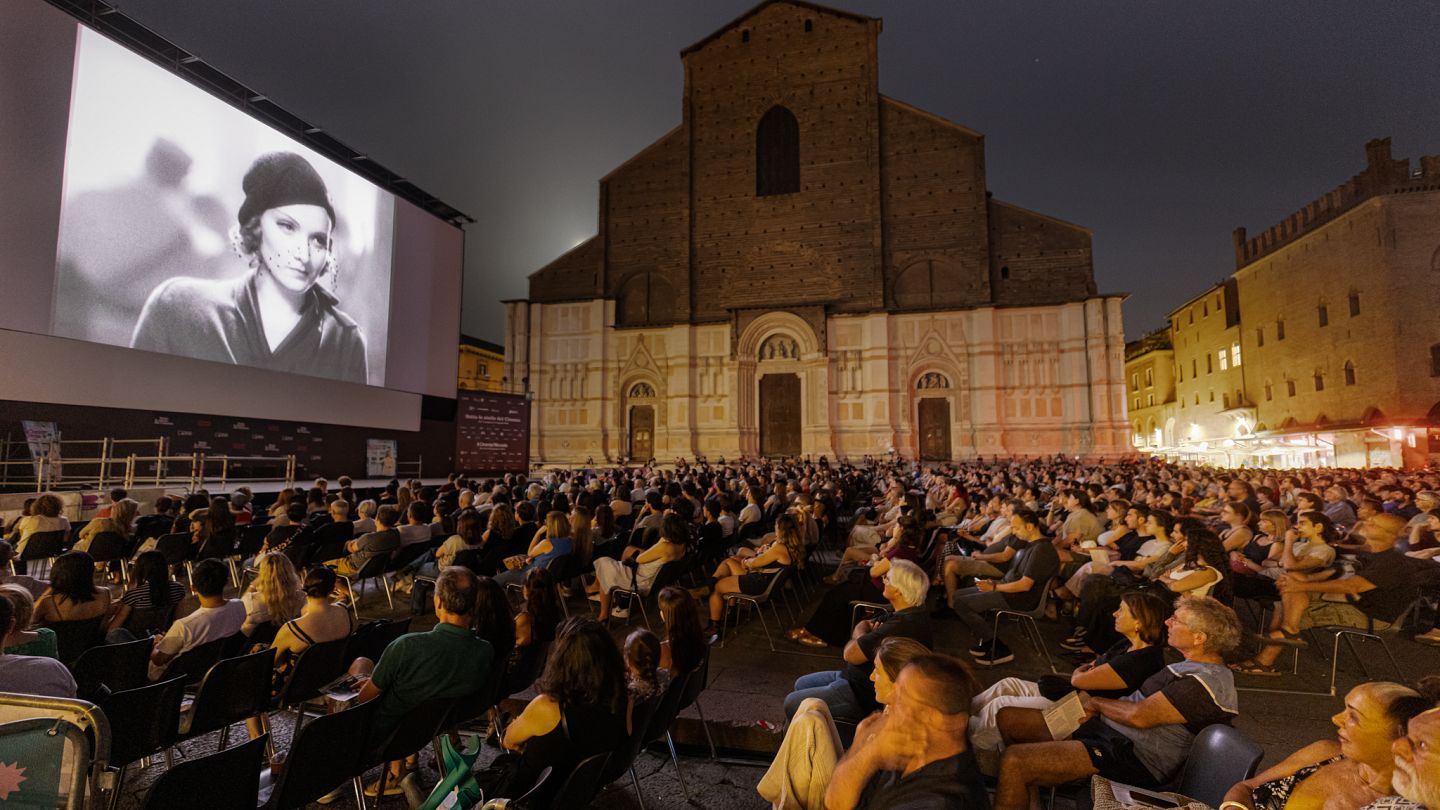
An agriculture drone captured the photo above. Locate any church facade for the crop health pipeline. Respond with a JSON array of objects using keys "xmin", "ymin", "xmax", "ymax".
[{"xmin": 504, "ymin": 0, "xmax": 1130, "ymax": 464}]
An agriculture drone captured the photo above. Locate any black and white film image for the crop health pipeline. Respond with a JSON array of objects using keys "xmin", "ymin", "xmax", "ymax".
[{"xmin": 52, "ymin": 28, "xmax": 395, "ymax": 386}]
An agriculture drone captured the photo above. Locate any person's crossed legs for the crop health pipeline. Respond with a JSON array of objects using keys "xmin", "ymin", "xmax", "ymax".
[
  {"xmin": 994, "ymin": 706, "xmax": 1098, "ymax": 810},
  {"xmin": 783, "ymin": 670, "xmax": 864, "ymax": 725}
]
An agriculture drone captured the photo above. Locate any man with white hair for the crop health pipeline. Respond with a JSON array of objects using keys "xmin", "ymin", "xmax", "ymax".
[
  {"xmin": 782, "ymin": 559, "xmax": 933, "ymax": 725},
  {"xmin": 1388, "ymin": 707, "xmax": 1440, "ymax": 810}
]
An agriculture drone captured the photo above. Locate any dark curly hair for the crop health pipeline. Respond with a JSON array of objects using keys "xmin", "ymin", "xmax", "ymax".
[{"xmin": 536, "ymin": 616, "xmax": 625, "ymax": 714}]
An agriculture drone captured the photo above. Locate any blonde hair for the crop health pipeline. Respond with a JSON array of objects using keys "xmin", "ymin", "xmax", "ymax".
[
  {"xmin": 110, "ymin": 498, "xmax": 140, "ymax": 539},
  {"xmin": 253, "ymin": 553, "xmax": 304, "ymax": 624},
  {"xmin": 0, "ymin": 584, "xmax": 35, "ymax": 632},
  {"xmin": 1259, "ymin": 509, "xmax": 1289, "ymax": 538},
  {"xmin": 773, "ymin": 514, "xmax": 806, "ymax": 571},
  {"xmin": 545, "ymin": 510, "xmax": 572, "ymax": 540}
]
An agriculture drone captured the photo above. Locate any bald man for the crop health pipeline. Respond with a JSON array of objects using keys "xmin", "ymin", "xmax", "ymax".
[{"xmin": 1245, "ymin": 513, "xmax": 1415, "ymax": 673}]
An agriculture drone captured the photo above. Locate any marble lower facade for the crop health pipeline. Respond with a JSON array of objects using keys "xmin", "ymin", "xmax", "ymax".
[{"xmin": 504, "ymin": 297, "xmax": 1131, "ymax": 465}]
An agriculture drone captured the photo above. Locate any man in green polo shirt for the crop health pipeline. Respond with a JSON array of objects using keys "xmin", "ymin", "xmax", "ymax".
[{"xmin": 346, "ymin": 565, "xmax": 493, "ymax": 798}]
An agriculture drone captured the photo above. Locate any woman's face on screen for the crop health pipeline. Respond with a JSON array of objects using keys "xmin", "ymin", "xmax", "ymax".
[{"xmin": 258, "ymin": 204, "xmax": 333, "ymax": 293}]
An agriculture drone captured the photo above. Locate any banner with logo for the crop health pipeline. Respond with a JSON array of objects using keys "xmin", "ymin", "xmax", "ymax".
[
  {"xmin": 19, "ymin": 421, "xmax": 62, "ymax": 484},
  {"xmin": 367, "ymin": 439, "xmax": 398, "ymax": 478}
]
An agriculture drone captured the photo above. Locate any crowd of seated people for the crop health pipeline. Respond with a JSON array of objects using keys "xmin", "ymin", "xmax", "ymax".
[{"xmin": 3, "ymin": 458, "xmax": 1440, "ymax": 810}]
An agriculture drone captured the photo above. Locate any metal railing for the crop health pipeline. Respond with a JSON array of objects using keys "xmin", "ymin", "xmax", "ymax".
[
  {"xmin": 396, "ymin": 456, "xmax": 423, "ymax": 479},
  {"xmin": 0, "ymin": 435, "xmax": 294, "ymax": 493}
]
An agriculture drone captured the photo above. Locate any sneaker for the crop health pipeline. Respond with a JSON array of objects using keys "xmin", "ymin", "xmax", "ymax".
[
  {"xmin": 967, "ymin": 640, "xmax": 991, "ymax": 657},
  {"xmin": 1058, "ymin": 637, "xmax": 1091, "ymax": 653},
  {"xmin": 610, "ymin": 606, "xmax": 630, "ymax": 619},
  {"xmin": 973, "ymin": 641, "xmax": 1014, "ymax": 667}
]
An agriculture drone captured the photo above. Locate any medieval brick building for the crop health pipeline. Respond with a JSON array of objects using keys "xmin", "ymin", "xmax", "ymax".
[{"xmin": 505, "ymin": 0, "xmax": 1129, "ymax": 464}]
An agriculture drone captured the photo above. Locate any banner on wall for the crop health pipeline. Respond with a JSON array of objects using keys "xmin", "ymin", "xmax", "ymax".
[
  {"xmin": 20, "ymin": 420, "xmax": 62, "ymax": 483},
  {"xmin": 366, "ymin": 439, "xmax": 398, "ymax": 478},
  {"xmin": 455, "ymin": 392, "xmax": 530, "ymax": 473}
]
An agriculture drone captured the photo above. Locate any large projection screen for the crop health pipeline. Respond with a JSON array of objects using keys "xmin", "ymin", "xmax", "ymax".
[{"xmin": 0, "ymin": 1, "xmax": 463, "ymax": 430}]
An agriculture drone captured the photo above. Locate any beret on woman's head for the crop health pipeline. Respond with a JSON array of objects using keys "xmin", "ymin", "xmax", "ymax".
[{"xmin": 238, "ymin": 151, "xmax": 335, "ymax": 227}]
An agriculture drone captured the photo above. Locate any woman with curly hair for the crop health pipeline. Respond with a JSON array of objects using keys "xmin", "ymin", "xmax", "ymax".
[
  {"xmin": 494, "ymin": 617, "xmax": 626, "ymax": 805},
  {"xmin": 240, "ymin": 552, "xmax": 305, "ymax": 636}
]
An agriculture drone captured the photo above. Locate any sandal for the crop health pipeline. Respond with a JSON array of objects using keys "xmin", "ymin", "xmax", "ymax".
[
  {"xmin": 1254, "ymin": 629, "xmax": 1308, "ymax": 648},
  {"xmin": 785, "ymin": 628, "xmax": 807, "ymax": 641},
  {"xmin": 1231, "ymin": 659, "xmax": 1283, "ymax": 677},
  {"xmin": 797, "ymin": 633, "xmax": 827, "ymax": 648}
]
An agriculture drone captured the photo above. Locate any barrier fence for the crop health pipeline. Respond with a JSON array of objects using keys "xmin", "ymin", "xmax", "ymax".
[{"xmin": 0, "ymin": 435, "xmax": 294, "ymax": 493}]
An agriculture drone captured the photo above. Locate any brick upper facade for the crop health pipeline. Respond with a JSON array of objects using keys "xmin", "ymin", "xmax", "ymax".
[{"xmin": 524, "ymin": 0, "xmax": 1098, "ymax": 322}]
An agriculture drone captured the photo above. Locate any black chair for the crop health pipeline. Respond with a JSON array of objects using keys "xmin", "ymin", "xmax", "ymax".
[
  {"xmin": 269, "ymin": 636, "xmax": 352, "ymax": 750},
  {"xmin": 86, "ymin": 531, "xmax": 131, "ymax": 583},
  {"xmin": 639, "ymin": 667, "xmax": 694, "ymax": 799},
  {"xmin": 354, "ymin": 696, "xmax": 456, "ymax": 804},
  {"xmin": 12, "ymin": 529, "xmax": 66, "ymax": 576},
  {"xmin": 300, "ymin": 521, "xmax": 355, "ymax": 566},
  {"xmin": 598, "ymin": 695, "xmax": 661, "ymax": 808},
  {"xmin": 336, "ymin": 552, "xmax": 395, "ymax": 618},
  {"xmin": 604, "ymin": 557, "xmax": 690, "ymax": 631},
  {"xmin": 181, "ymin": 647, "xmax": 275, "ymax": 748},
  {"xmin": 263, "ymin": 699, "xmax": 378, "ymax": 810},
  {"xmin": 98, "ymin": 677, "xmax": 187, "ymax": 810},
  {"xmin": 142, "ymin": 733, "xmax": 265, "ymax": 810},
  {"xmin": 345, "ymin": 617, "xmax": 413, "ymax": 666},
  {"xmin": 164, "ymin": 634, "xmax": 234, "ymax": 687},
  {"xmin": 70, "ymin": 636, "xmax": 153, "ymax": 700},
  {"xmin": 675, "ymin": 651, "xmax": 718, "ymax": 760},
  {"xmin": 48, "ymin": 615, "xmax": 105, "ymax": 666},
  {"xmin": 236, "ymin": 523, "xmax": 270, "ymax": 561},
  {"xmin": 245, "ymin": 621, "xmax": 282, "ymax": 650},
  {"xmin": 120, "ymin": 602, "xmax": 178, "ymax": 639},
  {"xmin": 541, "ymin": 750, "xmax": 612, "ymax": 810},
  {"xmin": 155, "ymin": 532, "xmax": 196, "ymax": 583}
]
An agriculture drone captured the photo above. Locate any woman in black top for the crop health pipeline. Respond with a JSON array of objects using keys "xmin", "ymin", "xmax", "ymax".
[
  {"xmin": 105, "ymin": 551, "xmax": 187, "ymax": 642},
  {"xmin": 969, "ymin": 591, "xmax": 1169, "ymax": 754},
  {"xmin": 497, "ymin": 617, "xmax": 627, "ymax": 805}
]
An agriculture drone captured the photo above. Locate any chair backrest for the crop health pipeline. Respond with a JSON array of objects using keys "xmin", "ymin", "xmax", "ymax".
[
  {"xmin": 123, "ymin": 603, "xmax": 178, "ymax": 638},
  {"xmin": 236, "ymin": 524, "xmax": 270, "ymax": 557},
  {"xmin": 142, "ymin": 733, "xmax": 264, "ymax": 810},
  {"xmin": 542, "ymin": 750, "xmax": 612, "ymax": 810},
  {"xmin": 370, "ymin": 696, "xmax": 456, "ymax": 767},
  {"xmin": 164, "ymin": 634, "xmax": 233, "ymax": 686},
  {"xmin": 353, "ymin": 549, "xmax": 392, "ymax": 581},
  {"xmin": 387, "ymin": 542, "xmax": 430, "ymax": 573},
  {"xmin": 1175, "ymin": 724, "xmax": 1265, "ymax": 808},
  {"xmin": 245, "ymin": 621, "xmax": 281, "ymax": 650},
  {"xmin": 20, "ymin": 530, "xmax": 67, "ymax": 560},
  {"xmin": 185, "ymin": 648, "xmax": 275, "ymax": 740},
  {"xmin": 646, "ymin": 557, "xmax": 690, "ymax": 596},
  {"xmin": 304, "ymin": 537, "xmax": 349, "ymax": 568},
  {"xmin": 69, "ymin": 637, "xmax": 153, "ymax": 700},
  {"xmin": 99, "ymin": 677, "xmax": 186, "ymax": 767},
  {"xmin": 313, "ymin": 521, "xmax": 355, "ymax": 548},
  {"xmin": 48, "ymin": 615, "xmax": 105, "ymax": 666},
  {"xmin": 642, "ymin": 667, "xmax": 691, "ymax": 747},
  {"xmin": 270, "ymin": 699, "xmax": 378, "ymax": 810},
  {"xmin": 600, "ymin": 694, "xmax": 661, "ymax": 786},
  {"xmin": 86, "ymin": 531, "xmax": 129, "ymax": 563},
  {"xmin": 276, "ymin": 636, "xmax": 352, "ymax": 707},
  {"xmin": 676, "ymin": 649, "xmax": 710, "ymax": 714},
  {"xmin": 155, "ymin": 533, "xmax": 194, "ymax": 566},
  {"xmin": 346, "ymin": 617, "xmax": 413, "ymax": 665}
]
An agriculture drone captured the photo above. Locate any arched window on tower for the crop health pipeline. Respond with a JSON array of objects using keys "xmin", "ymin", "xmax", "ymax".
[{"xmin": 756, "ymin": 106, "xmax": 799, "ymax": 196}]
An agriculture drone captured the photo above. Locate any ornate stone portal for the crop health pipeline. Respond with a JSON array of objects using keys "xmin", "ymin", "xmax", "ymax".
[{"xmin": 504, "ymin": 1, "xmax": 1130, "ymax": 464}]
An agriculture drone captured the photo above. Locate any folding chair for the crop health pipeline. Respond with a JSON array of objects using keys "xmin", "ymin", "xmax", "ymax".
[{"xmin": 720, "ymin": 567, "xmax": 791, "ymax": 651}]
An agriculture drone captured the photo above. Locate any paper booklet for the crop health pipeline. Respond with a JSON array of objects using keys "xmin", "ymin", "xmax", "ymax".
[{"xmin": 1042, "ymin": 690, "xmax": 1090, "ymax": 740}]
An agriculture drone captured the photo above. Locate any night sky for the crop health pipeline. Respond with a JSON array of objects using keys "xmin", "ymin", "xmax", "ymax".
[{"xmin": 109, "ymin": 0, "xmax": 1440, "ymax": 344}]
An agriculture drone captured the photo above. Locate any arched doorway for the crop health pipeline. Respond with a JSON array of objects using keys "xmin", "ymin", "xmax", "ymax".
[
  {"xmin": 918, "ymin": 398, "xmax": 952, "ymax": 461},
  {"xmin": 760, "ymin": 373, "xmax": 801, "ymax": 457},
  {"xmin": 629, "ymin": 405, "xmax": 655, "ymax": 461},
  {"xmin": 625, "ymin": 381, "xmax": 657, "ymax": 462}
]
